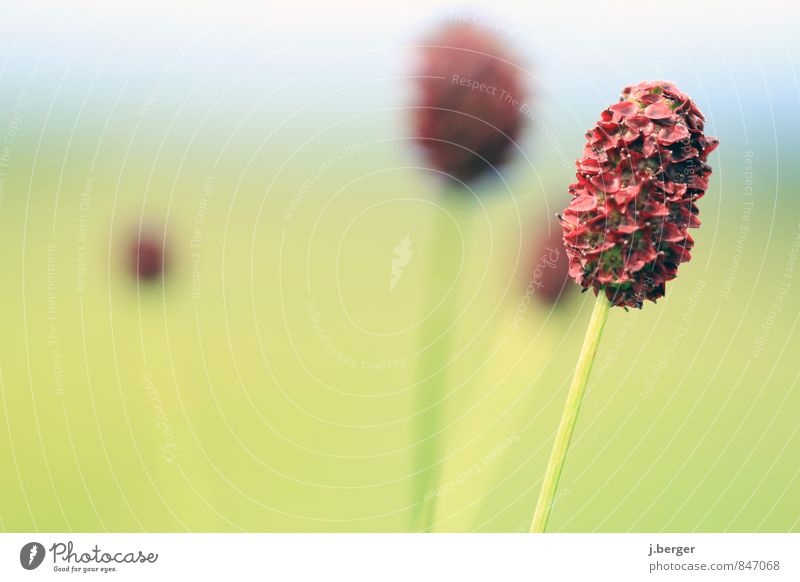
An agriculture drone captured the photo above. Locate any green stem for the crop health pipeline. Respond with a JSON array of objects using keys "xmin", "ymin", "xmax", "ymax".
[
  {"xmin": 412, "ymin": 191, "xmax": 468, "ymax": 532},
  {"xmin": 530, "ymin": 291, "xmax": 612, "ymax": 533}
]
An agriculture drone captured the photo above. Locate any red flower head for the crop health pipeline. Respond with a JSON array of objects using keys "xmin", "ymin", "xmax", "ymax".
[
  {"xmin": 129, "ymin": 230, "xmax": 167, "ymax": 282},
  {"xmin": 413, "ymin": 21, "xmax": 527, "ymax": 184},
  {"xmin": 560, "ymin": 80, "xmax": 718, "ymax": 308}
]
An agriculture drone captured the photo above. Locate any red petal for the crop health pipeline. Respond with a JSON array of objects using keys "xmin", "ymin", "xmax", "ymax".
[
  {"xmin": 579, "ymin": 158, "xmax": 602, "ymax": 174},
  {"xmin": 609, "ymin": 101, "xmax": 638, "ymax": 119},
  {"xmin": 703, "ymin": 138, "xmax": 719, "ymax": 155},
  {"xmin": 625, "ymin": 115, "xmax": 653, "ymax": 132},
  {"xmin": 570, "ymin": 195, "xmax": 597, "ymax": 212},
  {"xmin": 658, "ymin": 124, "xmax": 690, "ymax": 145},
  {"xmin": 642, "ymin": 201, "xmax": 670, "ymax": 217},
  {"xmin": 659, "ymin": 222, "xmax": 685, "ymax": 242},
  {"xmin": 641, "ymin": 136, "xmax": 657, "ymax": 157},
  {"xmin": 568, "ymin": 261, "xmax": 584, "ymax": 280},
  {"xmin": 644, "ymin": 101, "xmax": 673, "ymax": 120},
  {"xmin": 589, "ymin": 173, "xmax": 620, "ymax": 193}
]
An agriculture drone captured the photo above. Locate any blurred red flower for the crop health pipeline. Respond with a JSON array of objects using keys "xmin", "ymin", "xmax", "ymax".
[
  {"xmin": 129, "ymin": 230, "xmax": 167, "ymax": 282},
  {"xmin": 528, "ymin": 221, "xmax": 571, "ymax": 306},
  {"xmin": 413, "ymin": 21, "xmax": 527, "ymax": 184}
]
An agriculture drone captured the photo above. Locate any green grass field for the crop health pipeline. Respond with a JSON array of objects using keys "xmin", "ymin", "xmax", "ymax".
[{"xmin": 1, "ymin": 117, "xmax": 798, "ymax": 532}]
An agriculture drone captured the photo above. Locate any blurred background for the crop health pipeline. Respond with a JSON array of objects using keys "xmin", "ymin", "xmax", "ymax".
[{"xmin": 0, "ymin": 0, "xmax": 799, "ymax": 532}]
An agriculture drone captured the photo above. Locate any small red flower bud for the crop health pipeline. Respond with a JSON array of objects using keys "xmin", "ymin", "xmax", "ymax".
[
  {"xmin": 528, "ymin": 221, "xmax": 571, "ymax": 305},
  {"xmin": 560, "ymin": 80, "xmax": 718, "ymax": 308},
  {"xmin": 129, "ymin": 230, "xmax": 167, "ymax": 282},
  {"xmin": 413, "ymin": 22, "xmax": 527, "ymax": 184}
]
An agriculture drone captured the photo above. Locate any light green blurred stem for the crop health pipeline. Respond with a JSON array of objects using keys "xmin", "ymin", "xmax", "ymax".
[
  {"xmin": 412, "ymin": 191, "xmax": 468, "ymax": 533},
  {"xmin": 530, "ymin": 291, "xmax": 611, "ymax": 533}
]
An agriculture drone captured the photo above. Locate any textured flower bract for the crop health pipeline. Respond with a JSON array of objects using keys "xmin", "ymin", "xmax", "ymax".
[{"xmin": 560, "ymin": 80, "xmax": 718, "ymax": 308}]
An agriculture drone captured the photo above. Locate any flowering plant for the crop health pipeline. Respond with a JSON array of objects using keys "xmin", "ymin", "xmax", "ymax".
[
  {"xmin": 531, "ymin": 81, "xmax": 717, "ymax": 533},
  {"xmin": 560, "ymin": 81, "xmax": 718, "ymax": 308}
]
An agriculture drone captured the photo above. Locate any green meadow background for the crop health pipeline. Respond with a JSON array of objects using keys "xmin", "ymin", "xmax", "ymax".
[{"xmin": 1, "ymin": 0, "xmax": 799, "ymax": 532}]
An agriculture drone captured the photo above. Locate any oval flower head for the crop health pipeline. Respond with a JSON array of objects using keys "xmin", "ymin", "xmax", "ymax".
[
  {"xmin": 560, "ymin": 81, "xmax": 718, "ymax": 308},
  {"xmin": 128, "ymin": 229, "xmax": 167, "ymax": 282},
  {"xmin": 413, "ymin": 22, "xmax": 527, "ymax": 184}
]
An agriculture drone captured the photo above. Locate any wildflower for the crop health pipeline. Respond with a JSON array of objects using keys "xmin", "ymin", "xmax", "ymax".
[
  {"xmin": 413, "ymin": 22, "xmax": 527, "ymax": 183},
  {"xmin": 560, "ymin": 80, "xmax": 717, "ymax": 308}
]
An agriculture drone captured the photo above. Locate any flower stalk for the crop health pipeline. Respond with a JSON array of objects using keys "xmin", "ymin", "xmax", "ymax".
[
  {"xmin": 412, "ymin": 192, "xmax": 468, "ymax": 532},
  {"xmin": 530, "ymin": 291, "xmax": 611, "ymax": 532}
]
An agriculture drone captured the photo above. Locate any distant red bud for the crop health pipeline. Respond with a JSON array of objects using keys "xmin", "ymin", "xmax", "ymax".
[
  {"xmin": 413, "ymin": 22, "xmax": 527, "ymax": 184},
  {"xmin": 129, "ymin": 231, "xmax": 167, "ymax": 282}
]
